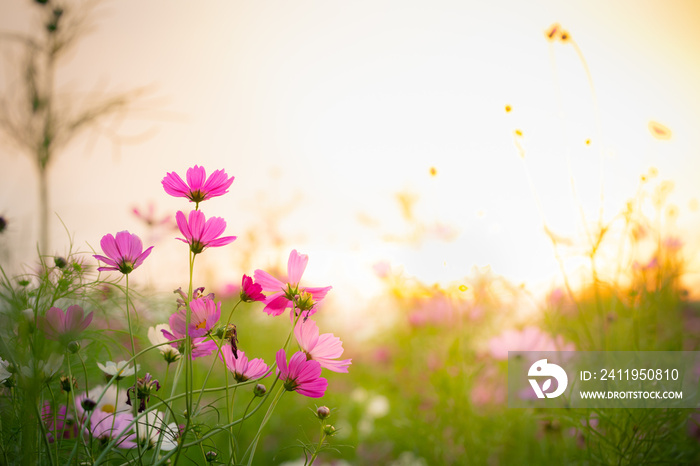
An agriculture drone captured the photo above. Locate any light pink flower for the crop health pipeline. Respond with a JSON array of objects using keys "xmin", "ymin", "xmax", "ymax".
[
  {"xmin": 93, "ymin": 231, "xmax": 154, "ymax": 275},
  {"xmin": 220, "ymin": 347, "xmax": 269, "ymax": 382},
  {"xmin": 175, "ymin": 210, "xmax": 236, "ymax": 254},
  {"xmin": 161, "ymin": 327, "xmax": 217, "ymax": 360},
  {"xmin": 89, "ymin": 410, "xmax": 135, "ymax": 448},
  {"xmin": 42, "ymin": 402, "xmax": 78, "ymax": 443},
  {"xmin": 169, "ymin": 297, "xmax": 221, "ymax": 338},
  {"xmin": 132, "ymin": 202, "xmax": 174, "ymax": 228},
  {"xmin": 294, "ymin": 319, "xmax": 351, "ymax": 373},
  {"xmin": 41, "ymin": 305, "xmax": 93, "ymax": 342},
  {"xmin": 276, "ymin": 349, "xmax": 328, "ymax": 398},
  {"xmin": 488, "ymin": 326, "xmax": 575, "ymax": 360},
  {"xmin": 162, "ymin": 165, "xmax": 234, "ymax": 204},
  {"xmin": 254, "ymin": 250, "xmax": 332, "ymax": 317}
]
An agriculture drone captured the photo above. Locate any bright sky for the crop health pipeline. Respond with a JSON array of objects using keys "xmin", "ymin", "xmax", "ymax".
[{"xmin": 1, "ymin": 0, "xmax": 700, "ymax": 311}]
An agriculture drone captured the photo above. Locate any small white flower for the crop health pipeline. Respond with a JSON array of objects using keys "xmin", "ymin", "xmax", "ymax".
[
  {"xmin": 147, "ymin": 324, "xmax": 181, "ymax": 363},
  {"xmin": 0, "ymin": 358, "xmax": 12, "ymax": 384},
  {"xmin": 135, "ymin": 411, "xmax": 179, "ymax": 451},
  {"xmin": 366, "ymin": 395, "xmax": 390, "ymax": 418},
  {"xmin": 20, "ymin": 354, "xmax": 64, "ymax": 381},
  {"xmin": 97, "ymin": 361, "xmax": 139, "ymax": 380}
]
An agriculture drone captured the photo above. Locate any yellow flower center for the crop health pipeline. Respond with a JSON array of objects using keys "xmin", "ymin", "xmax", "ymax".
[{"xmin": 101, "ymin": 404, "xmax": 115, "ymax": 414}]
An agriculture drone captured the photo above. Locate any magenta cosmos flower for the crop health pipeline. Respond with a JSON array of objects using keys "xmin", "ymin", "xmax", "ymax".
[
  {"xmin": 176, "ymin": 210, "xmax": 236, "ymax": 255},
  {"xmin": 240, "ymin": 274, "xmax": 265, "ymax": 303},
  {"xmin": 276, "ymin": 349, "xmax": 328, "ymax": 398},
  {"xmin": 93, "ymin": 231, "xmax": 153, "ymax": 275},
  {"xmin": 169, "ymin": 296, "xmax": 221, "ymax": 338},
  {"xmin": 41, "ymin": 305, "xmax": 93, "ymax": 342},
  {"xmin": 254, "ymin": 250, "xmax": 332, "ymax": 317},
  {"xmin": 220, "ymin": 347, "xmax": 269, "ymax": 382},
  {"xmin": 162, "ymin": 165, "xmax": 234, "ymax": 204},
  {"xmin": 294, "ymin": 319, "xmax": 351, "ymax": 373}
]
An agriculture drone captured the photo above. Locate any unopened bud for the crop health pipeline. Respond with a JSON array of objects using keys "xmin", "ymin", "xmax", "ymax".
[
  {"xmin": 294, "ymin": 291, "xmax": 316, "ymax": 312},
  {"xmin": 81, "ymin": 398, "xmax": 97, "ymax": 412},
  {"xmin": 253, "ymin": 383, "xmax": 267, "ymax": 397},
  {"xmin": 316, "ymin": 406, "xmax": 331, "ymax": 420},
  {"xmin": 60, "ymin": 375, "xmax": 77, "ymax": 393},
  {"xmin": 67, "ymin": 341, "xmax": 80, "ymax": 354},
  {"xmin": 205, "ymin": 451, "xmax": 218, "ymax": 462},
  {"xmin": 54, "ymin": 256, "xmax": 67, "ymax": 269},
  {"xmin": 323, "ymin": 425, "xmax": 336, "ymax": 436}
]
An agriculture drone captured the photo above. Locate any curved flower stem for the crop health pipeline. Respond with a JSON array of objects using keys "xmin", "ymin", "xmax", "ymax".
[
  {"xmin": 234, "ymin": 394, "xmax": 256, "ymax": 445},
  {"xmin": 153, "ymin": 358, "xmax": 182, "ymax": 460},
  {"xmin": 228, "ymin": 385, "xmax": 237, "ymax": 463},
  {"xmin": 193, "ymin": 300, "xmax": 243, "ymax": 413},
  {"xmin": 73, "ymin": 339, "xmax": 183, "ymax": 465},
  {"xmin": 307, "ymin": 426, "xmax": 327, "ymax": 466},
  {"xmin": 147, "ymin": 380, "xmax": 275, "ymax": 466},
  {"xmin": 124, "ymin": 274, "xmax": 144, "ymax": 463},
  {"xmin": 193, "ymin": 337, "xmax": 224, "ymax": 415},
  {"xmin": 173, "ymin": 250, "xmax": 196, "ymax": 466},
  {"xmin": 242, "ymin": 386, "xmax": 285, "ymax": 466},
  {"xmin": 34, "ymin": 402, "xmax": 55, "ymax": 466},
  {"xmin": 66, "ymin": 354, "xmax": 91, "ymax": 460}
]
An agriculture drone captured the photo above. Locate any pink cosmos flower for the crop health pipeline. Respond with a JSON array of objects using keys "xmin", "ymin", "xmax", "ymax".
[
  {"xmin": 220, "ymin": 347, "xmax": 269, "ymax": 382},
  {"xmin": 240, "ymin": 274, "xmax": 265, "ymax": 303},
  {"xmin": 162, "ymin": 165, "xmax": 235, "ymax": 204},
  {"xmin": 42, "ymin": 402, "xmax": 78, "ymax": 443},
  {"xmin": 254, "ymin": 250, "xmax": 332, "ymax": 317},
  {"xmin": 176, "ymin": 210, "xmax": 236, "ymax": 254},
  {"xmin": 294, "ymin": 319, "xmax": 351, "ymax": 373},
  {"xmin": 89, "ymin": 410, "xmax": 135, "ymax": 448},
  {"xmin": 276, "ymin": 349, "xmax": 328, "ymax": 398},
  {"xmin": 41, "ymin": 305, "xmax": 93, "ymax": 342},
  {"xmin": 132, "ymin": 202, "xmax": 174, "ymax": 228},
  {"xmin": 488, "ymin": 326, "xmax": 575, "ymax": 360},
  {"xmin": 169, "ymin": 297, "xmax": 221, "ymax": 338},
  {"xmin": 93, "ymin": 231, "xmax": 154, "ymax": 275},
  {"xmin": 161, "ymin": 327, "xmax": 217, "ymax": 360}
]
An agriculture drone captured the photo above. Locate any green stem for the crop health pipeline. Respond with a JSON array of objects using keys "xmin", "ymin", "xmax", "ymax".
[
  {"xmin": 173, "ymin": 250, "xmax": 196, "ymax": 466},
  {"xmin": 34, "ymin": 402, "xmax": 55, "ymax": 466},
  {"xmin": 67, "ymin": 354, "xmax": 91, "ymax": 460},
  {"xmin": 243, "ymin": 386, "xmax": 285, "ymax": 466},
  {"xmin": 307, "ymin": 427, "xmax": 327, "ymax": 466},
  {"xmin": 124, "ymin": 274, "xmax": 144, "ymax": 463},
  {"xmin": 153, "ymin": 358, "xmax": 182, "ymax": 460}
]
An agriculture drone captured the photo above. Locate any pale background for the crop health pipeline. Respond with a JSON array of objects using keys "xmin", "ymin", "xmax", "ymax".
[{"xmin": 1, "ymin": 0, "xmax": 699, "ymax": 315}]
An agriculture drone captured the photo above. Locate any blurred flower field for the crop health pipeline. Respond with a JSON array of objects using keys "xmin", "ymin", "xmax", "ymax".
[{"xmin": 1, "ymin": 1, "xmax": 700, "ymax": 465}]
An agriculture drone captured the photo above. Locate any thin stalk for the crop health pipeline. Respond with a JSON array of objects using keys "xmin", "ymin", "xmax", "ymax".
[
  {"xmin": 307, "ymin": 426, "xmax": 327, "ymax": 466},
  {"xmin": 242, "ymin": 386, "xmax": 285, "ymax": 466},
  {"xmin": 124, "ymin": 274, "xmax": 144, "ymax": 463}
]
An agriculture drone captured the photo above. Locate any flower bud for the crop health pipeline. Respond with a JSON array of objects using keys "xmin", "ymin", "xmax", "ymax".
[
  {"xmin": 253, "ymin": 383, "xmax": 267, "ymax": 397},
  {"xmin": 162, "ymin": 347, "xmax": 181, "ymax": 364},
  {"xmin": 60, "ymin": 375, "xmax": 77, "ymax": 393},
  {"xmin": 205, "ymin": 451, "xmax": 218, "ymax": 463},
  {"xmin": 294, "ymin": 291, "xmax": 316, "ymax": 312},
  {"xmin": 323, "ymin": 425, "xmax": 336, "ymax": 436},
  {"xmin": 81, "ymin": 398, "xmax": 97, "ymax": 412},
  {"xmin": 54, "ymin": 256, "xmax": 67, "ymax": 269},
  {"xmin": 67, "ymin": 341, "xmax": 81, "ymax": 354},
  {"xmin": 316, "ymin": 406, "xmax": 331, "ymax": 420}
]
